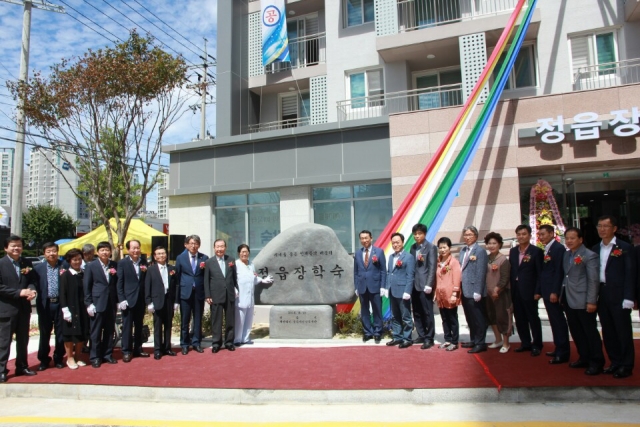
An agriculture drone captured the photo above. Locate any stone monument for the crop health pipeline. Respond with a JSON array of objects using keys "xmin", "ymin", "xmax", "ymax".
[{"xmin": 253, "ymin": 223, "xmax": 356, "ymax": 338}]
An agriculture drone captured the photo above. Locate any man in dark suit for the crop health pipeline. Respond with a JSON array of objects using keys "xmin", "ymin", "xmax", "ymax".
[
  {"xmin": 84, "ymin": 241, "xmax": 119, "ymax": 368},
  {"xmin": 174, "ymin": 235, "xmax": 208, "ymax": 354},
  {"xmin": 353, "ymin": 230, "xmax": 386, "ymax": 344},
  {"xmin": 34, "ymin": 242, "xmax": 65, "ymax": 371},
  {"xmin": 409, "ymin": 223, "xmax": 438, "ymax": 349},
  {"xmin": 145, "ymin": 246, "xmax": 178, "ymax": 360},
  {"xmin": 562, "ymin": 227, "xmax": 604, "ymax": 375},
  {"xmin": 535, "ymin": 224, "xmax": 570, "ymax": 364},
  {"xmin": 384, "ymin": 232, "xmax": 416, "ymax": 348},
  {"xmin": 204, "ymin": 239, "xmax": 238, "ymax": 353},
  {"xmin": 459, "ymin": 225, "xmax": 488, "ymax": 353},
  {"xmin": 509, "ymin": 224, "xmax": 544, "ymax": 356},
  {"xmin": 0, "ymin": 235, "xmax": 37, "ymax": 382},
  {"xmin": 593, "ymin": 215, "xmax": 635, "ymax": 379},
  {"xmin": 117, "ymin": 239, "xmax": 149, "ymax": 362}
]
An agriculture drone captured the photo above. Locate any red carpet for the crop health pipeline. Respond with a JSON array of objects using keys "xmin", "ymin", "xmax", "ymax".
[{"xmin": 5, "ymin": 341, "xmax": 640, "ymax": 390}]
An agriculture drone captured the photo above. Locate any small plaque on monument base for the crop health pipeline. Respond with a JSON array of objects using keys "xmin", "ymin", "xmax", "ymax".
[{"xmin": 269, "ymin": 305, "xmax": 335, "ymax": 339}]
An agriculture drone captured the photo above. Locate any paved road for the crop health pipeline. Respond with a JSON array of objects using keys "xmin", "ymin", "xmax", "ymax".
[{"xmin": 1, "ymin": 399, "xmax": 639, "ymax": 426}]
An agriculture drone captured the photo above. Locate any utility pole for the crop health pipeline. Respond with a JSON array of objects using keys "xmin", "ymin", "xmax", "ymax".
[
  {"xmin": 1, "ymin": 0, "xmax": 65, "ymax": 235},
  {"xmin": 200, "ymin": 38, "xmax": 208, "ymax": 141},
  {"xmin": 188, "ymin": 38, "xmax": 216, "ymax": 140}
]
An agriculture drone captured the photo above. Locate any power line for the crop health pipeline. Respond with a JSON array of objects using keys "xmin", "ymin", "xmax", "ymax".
[
  {"xmin": 122, "ymin": 0, "xmax": 204, "ymax": 60},
  {"xmin": 80, "ymin": 0, "xmax": 131, "ymax": 36},
  {"xmin": 57, "ymin": 0, "xmax": 124, "ymax": 43}
]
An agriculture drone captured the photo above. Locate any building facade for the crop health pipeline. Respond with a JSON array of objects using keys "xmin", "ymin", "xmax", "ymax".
[
  {"xmin": 157, "ymin": 169, "xmax": 169, "ymax": 220},
  {"xmin": 0, "ymin": 148, "xmax": 14, "ymax": 208},
  {"xmin": 27, "ymin": 147, "xmax": 91, "ymax": 233},
  {"xmin": 163, "ymin": 0, "xmax": 640, "ymax": 254}
]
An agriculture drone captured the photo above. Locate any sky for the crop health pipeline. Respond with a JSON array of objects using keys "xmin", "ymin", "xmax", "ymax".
[{"xmin": 0, "ymin": 0, "xmax": 218, "ymax": 211}]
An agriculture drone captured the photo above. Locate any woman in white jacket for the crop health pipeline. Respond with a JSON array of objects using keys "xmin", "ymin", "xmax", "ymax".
[{"xmin": 234, "ymin": 244, "xmax": 273, "ymax": 346}]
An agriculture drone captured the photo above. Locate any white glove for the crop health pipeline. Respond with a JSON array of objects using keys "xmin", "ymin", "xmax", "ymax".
[
  {"xmin": 235, "ymin": 288, "xmax": 239, "ymax": 298},
  {"xmin": 173, "ymin": 303, "xmax": 179, "ymax": 311},
  {"xmin": 473, "ymin": 293, "xmax": 481, "ymax": 302},
  {"xmin": 87, "ymin": 304, "xmax": 96, "ymax": 317},
  {"xmin": 147, "ymin": 303, "xmax": 155, "ymax": 314},
  {"xmin": 402, "ymin": 292, "xmax": 411, "ymax": 300},
  {"xmin": 355, "ymin": 289, "xmax": 359, "ymax": 297},
  {"xmin": 424, "ymin": 286, "xmax": 432, "ymax": 295},
  {"xmin": 118, "ymin": 300, "xmax": 128, "ymax": 311},
  {"xmin": 380, "ymin": 288, "xmax": 387, "ymax": 297},
  {"xmin": 62, "ymin": 307, "xmax": 72, "ymax": 322},
  {"xmin": 622, "ymin": 299, "xmax": 634, "ymax": 310},
  {"xmin": 260, "ymin": 275, "xmax": 274, "ymax": 284}
]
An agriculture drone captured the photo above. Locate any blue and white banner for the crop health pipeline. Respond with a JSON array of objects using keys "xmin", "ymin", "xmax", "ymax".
[{"xmin": 261, "ymin": 0, "xmax": 290, "ymax": 67}]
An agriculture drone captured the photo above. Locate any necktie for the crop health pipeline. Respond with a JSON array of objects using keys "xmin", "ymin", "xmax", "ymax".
[
  {"xmin": 13, "ymin": 261, "xmax": 20, "ymax": 277},
  {"xmin": 462, "ymin": 247, "xmax": 468, "ymax": 265},
  {"xmin": 219, "ymin": 258, "xmax": 225, "ymax": 278},
  {"xmin": 160, "ymin": 265, "xmax": 169, "ymax": 293},
  {"xmin": 364, "ymin": 248, "xmax": 369, "ymax": 267},
  {"xmin": 47, "ymin": 265, "xmax": 59, "ymax": 298},
  {"xmin": 191, "ymin": 255, "xmax": 196, "ymax": 274}
]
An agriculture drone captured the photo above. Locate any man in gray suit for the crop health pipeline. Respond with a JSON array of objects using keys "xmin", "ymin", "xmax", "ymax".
[
  {"xmin": 384, "ymin": 232, "xmax": 416, "ymax": 348},
  {"xmin": 562, "ymin": 227, "xmax": 604, "ymax": 376},
  {"xmin": 459, "ymin": 226, "xmax": 488, "ymax": 353},
  {"xmin": 204, "ymin": 239, "xmax": 238, "ymax": 353},
  {"xmin": 409, "ymin": 223, "xmax": 438, "ymax": 349}
]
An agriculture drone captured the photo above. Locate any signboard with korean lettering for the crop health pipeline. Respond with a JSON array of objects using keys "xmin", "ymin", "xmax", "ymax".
[
  {"xmin": 253, "ymin": 223, "xmax": 355, "ymax": 305},
  {"xmin": 261, "ymin": 0, "xmax": 290, "ymax": 67}
]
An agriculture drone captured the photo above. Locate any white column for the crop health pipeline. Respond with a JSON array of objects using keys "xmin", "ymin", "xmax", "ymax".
[
  {"xmin": 280, "ymin": 186, "xmax": 311, "ymax": 231},
  {"xmin": 168, "ymin": 194, "xmax": 214, "ymax": 254}
]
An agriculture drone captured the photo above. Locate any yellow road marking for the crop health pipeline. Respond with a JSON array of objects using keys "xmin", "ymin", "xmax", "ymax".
[{"xmin": 0, "ymin": 419, "xmax": 638, "ymax": 427}]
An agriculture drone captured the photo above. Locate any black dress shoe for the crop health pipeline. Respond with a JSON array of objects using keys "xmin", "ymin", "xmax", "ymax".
[
  {"xmin": 194, "ymin": 346, "xmax": 204, "ymax": 353},
  {"xmin": 103, "ymin": 357, "xmax": 118, "ymax": 364},
  {"xmin": 363, "ymin": 335, "xmax": 373, "ymax": 343},
  {"xmin": 613, "ymin": 367, "xmax": 632, "ymax": 379},
  {"xmin": 154, "ymin": 353, "xmax": 162, "ymax": 360},
  {"xmin": 122, "ymin": 354, "xmax": 132, "ymax": 363},
  {"xmin": 420, "ymin": 341, "xmax": 435, "ymax": 350},
  {"xmin": 15, "ymin": 368, "xmax": 37, "ymax": 377},
  {"xmin": 181, "ymin": 347, "xmax": 188, "ymax": 355},
  {"xmin": 584, "ymin": 366, "xmax": 602, "ymax": 376},
  {"xmin": 514, "ymin": 346, "xmax": 532, "ymax": 353},
  {"xmin": 413, "ymin": 337, "xmax": 426, "ymax": 344},
  {"xmin": 603, "ymin": 365, "xmax": 620, "ymax": 375},
  {"xmin": 545, "ymin": 351, "xmax": 556, "ymax": 357},
  {"xmin": 468, "ymin": 345, "xmax": 487, "ymax": 354},
  {"xmin": 549, "ymin": 357, "xmax": 568, "ymax": 365},
  {"xmin": 55, "ymin": 362, "xmax": 64, "ymax": 369},
  {"xmin": 398, "ymin": 341, "xmax": 413, "ymax": 349},
  {"xmin": 211, "ymin": 346, "xmax": 220, "ymax": 353},
  {"xmin": 91, "ymin": 360, "xmax": 101, "ymax": 368},
  {"xmin": 530, "ymin": 348, "xmax": 541, "ymax": 357},
  {"xmin": 37, "ymin": 364, "xmax": 48, "ymax": 372},
  {"xmin": 226, "ymin": 344, "xmax": 236, "ymax": 352},
  {"xmin": 0, "ymin": 373, "xmax": 7, "ymax": 383},
  {"xmin": 386, "ymin": 339, "xmax": 402, "ymax": 346},
  {"xmin": 374, "ymin": 336, "xmax": 381, "ymax": 344},
  {"xmin": 134, "ymin": 352, "xmax": 150, "ymax": 358},
  {"xmin": 164, "ymin": 350, "xmax": 177, "ymax": 356},
  {"xmin": 569, "ymin": 360, "xmax": 589, "ymax": 369},
  {"xmin": 461, "ymin": 342, "xmax": 474, "ymax": 349}
]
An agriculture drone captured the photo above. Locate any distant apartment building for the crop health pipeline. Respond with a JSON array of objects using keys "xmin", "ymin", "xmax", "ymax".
[
  {"xmin": 0, "ymin": 148, "xmax": 13, "ymax": 208},
  {"xmin": 27, "ymin": 147, "xmax": 91, "ymax": 233},
  {"xmin": 157, "ymin": 169, "xmax": 169, "ymax": 220}
]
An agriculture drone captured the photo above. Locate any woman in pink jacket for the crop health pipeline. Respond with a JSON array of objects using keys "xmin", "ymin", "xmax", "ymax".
[{"xmin": 434, "ymin": 237, "xmax": 462, "ymax": 351}]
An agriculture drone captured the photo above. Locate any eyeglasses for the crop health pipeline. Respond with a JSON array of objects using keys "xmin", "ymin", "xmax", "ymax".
[{"xmin": 596, "ymin": 225, "xmax": 613, "ymax": 229}]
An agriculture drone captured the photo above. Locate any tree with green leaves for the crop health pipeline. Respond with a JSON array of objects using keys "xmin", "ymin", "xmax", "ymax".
[
  {"xmin": 9, "ymin": 31, "xmax": 188, "ymax": 259},
  {"xmin": 23, "ymin": 205, "xmax": 77, "ymax": 254}
]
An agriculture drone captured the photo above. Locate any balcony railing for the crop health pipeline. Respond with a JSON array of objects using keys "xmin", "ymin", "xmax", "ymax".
[
  {"xmin": 247, "ymin": 117, "xmax": 311, "ymax": 133},
  {"xmin": 573, "ymin": 58, "xmax": 640, "ymax": 91},
  {"xmin": 397, "ymin": 0, "xmax": 520, "ymax": 32},
  {"xmin": 265, "ymin": 33, "xmax": 326, "ymax": 74},
  {"xmin": 337, "ymin": 84, "xmax": 463, "ymax": 122}
]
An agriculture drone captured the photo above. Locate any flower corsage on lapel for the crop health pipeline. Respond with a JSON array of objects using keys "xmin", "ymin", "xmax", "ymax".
[
  {"xmin": 228, "ymin": 261, "xmax": 234, "ymax": 268},
  {"xmin": 395, "ymin": 259, "xmax": 403, "ymax": 268},
  {"xmin": 469, "ymin": 255, "xmax": 477, "ymax": 262},
  {"xmin": 199, "ymin": 261, "xmax": 206, "ymax": 269},
  {"xmin": 109, "ymin": 267, "xmax": 117, "ymax": 275},
  {"xmin": 371, "ymin": 255, "xmax": 379, "ymax": 264},
  {"xmin": 490, "ymin": 263, "xmax": 498, "ymax": 271},
  {"xmin": 611, "ymin": 247, "xmax": 623, "ymax": 257},
  {"xmin": 169, "ymin": 269, "xmax": 175, "ymax": 276},
  {"xmin": 544, "ymin": 254, "xmax": 551, "ymax": 263},
  {"xmin": 59, "ymin": 269, "xmax": 66, "ymax": 276},
  {"xmin": 441, "ymin": 265, "xmax": 451, "ymax": 274},
  {"xmin": 139, "ymin": 265, "xmax": 147, "ymax": 272},
  {"xmin": 20, "ymin": 266, "xmax": 32, "ymax": 275},
  {"xmin": 417, "ymin": 253, "xmax": 424, "ymax": 262},
  {"xmin": 573, "ymin": 255, "xmax": 583, "ymax": 265},
  {"xmin": 522, "ymin": 254, "xmax": 531, "ymax": 263}
]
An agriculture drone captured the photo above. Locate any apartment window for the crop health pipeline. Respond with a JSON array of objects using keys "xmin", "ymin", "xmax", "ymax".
[
  {"xmin": 312, "ymin": 183, "xmax": 392, "ymax": 253},
  {"xmin": 344, "ymin": 0, "xmax": 374, "ymax": 27},
  {"xmin": 279, "ymin": 92, "xmax": 310, "ymax": 128},
  {"xmin": 570, "ymin": 31, "xmax": 617, "ymax": 76},
  {"xmin": 215, "ymin": 192, "xmax": 280, "ymax": 259},
  {"xmin": 414, "ymin": 68, "xmax": 463, "ymax": 109},
  {"xmin": 491, "ymin": 44, "xmax": 537, "ymax": 90},
  {"xmin": 348, "ymin": 69, "xmax": 384, "ymax": 108}
]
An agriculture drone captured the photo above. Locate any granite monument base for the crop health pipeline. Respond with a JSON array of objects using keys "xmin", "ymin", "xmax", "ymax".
[{"xmin": 269, "ymin": 305, "xmax": 336, "ymax": 339}]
